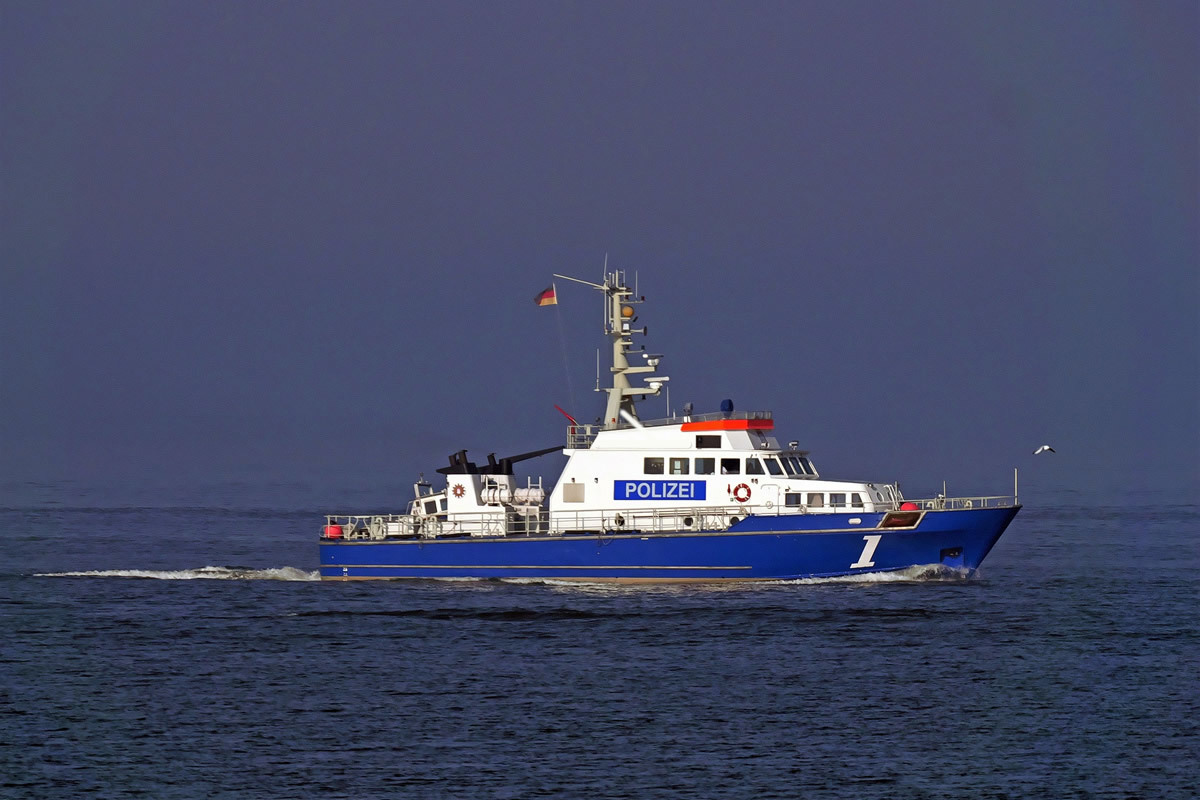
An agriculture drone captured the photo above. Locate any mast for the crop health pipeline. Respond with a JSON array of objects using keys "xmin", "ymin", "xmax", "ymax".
[{"xmin": 553, "ymin": 268, "xmax": 668, "ymax": 428}]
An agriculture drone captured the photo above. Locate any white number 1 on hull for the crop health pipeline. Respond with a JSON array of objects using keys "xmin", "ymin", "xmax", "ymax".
[{"xmin": 850, "ymin": 535, "xmax": 882, "ymax": 568}]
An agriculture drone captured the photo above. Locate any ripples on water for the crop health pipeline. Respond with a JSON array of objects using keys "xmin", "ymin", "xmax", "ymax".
[{"xmin": 1, "ymin": 490, "xmax": 1197, "ymax": 799}]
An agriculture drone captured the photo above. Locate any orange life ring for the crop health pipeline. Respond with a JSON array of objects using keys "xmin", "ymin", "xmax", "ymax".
[
  {"xmin": 452, "ymin": 484, "xmax": 466, "ymax": 498},
  {"xmin": 733, "ymin": 483, "xmax": 752, "ymax": 503}
]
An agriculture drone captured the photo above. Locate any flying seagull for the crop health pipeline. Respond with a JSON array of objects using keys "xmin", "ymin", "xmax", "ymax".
[{"xmin": 1033, "ymin": 445, "xmax": 1056, "ymax": 455}]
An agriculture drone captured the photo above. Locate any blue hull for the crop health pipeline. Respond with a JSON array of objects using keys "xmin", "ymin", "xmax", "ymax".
[{"xmin": 319, "ymin": 506, "xmax": 1019, "ymax": 581}]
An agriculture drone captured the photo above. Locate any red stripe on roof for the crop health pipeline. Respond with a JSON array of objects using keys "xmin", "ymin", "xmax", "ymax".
[{"xmin": 680, "ymin": 419, "xmax": 774, "ymax": 432}]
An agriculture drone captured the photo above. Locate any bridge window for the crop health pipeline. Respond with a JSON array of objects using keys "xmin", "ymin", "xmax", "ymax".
[
  {"xmin": 695, "ymin": 458, "xmax": 715, "ymax": 475},
  {"xmin": 720, "ymin": 458, "xmax": 741, "ymax": 474},
  {"xmin": 800, "ymin": 457, "xmax": 816, "ymax": 475},
  {"xmin": 696, "ymin": 435, "xmax": 721, "ymax": 449},
  {"xmin": 745, "ymin": 458, "xmax": 764, "ymax": 475},
  {"xmin": 780, "ymin": 457, "xmax": 797, "ymax": 476},
  {"xmin": 644, "ymin": 457, "xmax": 664, "ymax": 474},
  {"xmin": 669, "ymin": 457, "xmax": 689, "ymax": 475},
  {"xmin": 764, "ymin": 457, "xmax": 784, "ymax": 476}
]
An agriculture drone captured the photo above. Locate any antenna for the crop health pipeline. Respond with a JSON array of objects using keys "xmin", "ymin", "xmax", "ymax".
[
  {"xmin": 602, "ymin": 253, "xmax": 608, "ymax": 330},
  {"xmin": 595, "ymin": 348, "xmax": 600, "ymax": 391}
]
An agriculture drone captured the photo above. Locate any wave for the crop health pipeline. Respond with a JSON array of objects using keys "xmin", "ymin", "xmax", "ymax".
[
  {"xmin": 295, "ymin": 607, "xmax": 607, "ymax": 621},
  {"xmin": 36, "ymin": 566, "xmax": 320, "ymax": 581}
]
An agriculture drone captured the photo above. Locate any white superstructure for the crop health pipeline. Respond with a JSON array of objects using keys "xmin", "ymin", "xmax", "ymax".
[{"xmin": 328, "ymin": 270, "xmax": 924, "ymax": 542}]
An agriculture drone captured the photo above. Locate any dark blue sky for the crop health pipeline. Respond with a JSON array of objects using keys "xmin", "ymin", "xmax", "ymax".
[{"xmin": 3, "ymin": 2, "xmax": 1196, "ymax": 497}]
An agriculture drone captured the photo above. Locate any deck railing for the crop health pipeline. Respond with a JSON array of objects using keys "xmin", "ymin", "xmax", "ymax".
[
  {"xmin": 323, "ymin": 494, "xmax": 1018, "ymax": 541},
  {"xmin": 565, "ymin": 411, "xmax": 773, "ymax": 448},
  {"xmin": 566, "ymin": 425, "xmax": 598, "ymax": 449},
  {"xmin": 906, "ymin": 495, "xmax": 1018, "ymax": 510},
  {"xmin": 550, "ymin": 505, "xmax": 751, "ymax": 534},
  {"xmin": 325, "ymin": 511, "xmax": 547, "ymax": 541}
]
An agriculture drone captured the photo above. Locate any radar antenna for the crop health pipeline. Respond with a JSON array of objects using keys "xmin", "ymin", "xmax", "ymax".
[{"xmin": 552, "ymin": 267, "xmax": 668, "ymax": 428}]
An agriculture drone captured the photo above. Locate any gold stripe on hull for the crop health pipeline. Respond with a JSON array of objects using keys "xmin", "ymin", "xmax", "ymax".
[
  {"xmin": 321, "ymin": 575, "xmax": 777, "ymax": 583},
  {"xmin": 329, "ymin": 563, "xmax": 751, "ymax": 571}
]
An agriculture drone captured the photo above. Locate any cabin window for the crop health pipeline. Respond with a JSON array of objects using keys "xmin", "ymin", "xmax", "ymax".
[
  {"xmin": 695, "ymin": 458, "xmax": 715, "ymax": 475},
  {"xmin": 807, "ymin": 493, "xmax": 824, "ymax": 508},
  {"xmin": 720, "ymin": 458, "xmax": 741, "ymax": 475},
  {"xmin": 669, "ymin": 457, "xmax": 689, "ymax": 475},
  {"xmin": 424, "ymin": 500, "xmax": 438, "ymax": 514},
  {"xmin": 696, "ymin": 435, "xmax": 722, "ymax": 449},
  {"xmin": 785, "ymin": 492, "xmax": 803, "ymax": 507},
  {"xmin": 800, "ymin": 457, "xmax": 816, "ymax": 475},
  {"xmin": 830, "ymin": 493, "xmax": 846, "ymax": 508},
  {"xmin": 851, "ymin": 493, "xmax": 864, "ymax": 508},
  {"xmin": 644, "ymin": 457, "xmax": 664, "ymax": 475},
  {"xmin": 745, "ymin": 458, "xmax": 764, "ymax": 475},
  {"xmin": 780, "ymin": 457, "xmax": 797, "ymax": 476},
  {"xmin": 764, "ymin": 457, "xmax": 784, "ymax": 476}
]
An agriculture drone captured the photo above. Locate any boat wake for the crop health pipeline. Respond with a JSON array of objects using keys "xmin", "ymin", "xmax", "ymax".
[
  {"xmin": 780, "ymin": 564, "xmax": 974, "ymax": 584},
  {"xmin": 497, "ymin": 564, "xmax": 974, "ymax": 591},
  {"xmin": 36, "ymin": 566, "xmax": 320, "ymax": 581}
]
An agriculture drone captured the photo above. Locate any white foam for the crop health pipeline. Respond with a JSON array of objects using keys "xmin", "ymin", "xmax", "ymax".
[
  {"xmin": 37, "ymin": 566, "xmax": 320, "ymax": 581},
  {"xmin": 36, "ymin": 564, "xmax": 963, "ymax": 586},
  {"xmin": 773, "ymin": 564, "xmax": 972, "ymax": 585},
  {"xmin": 497, "ymin": 564, "xmax": 972, "ymax": 592}
]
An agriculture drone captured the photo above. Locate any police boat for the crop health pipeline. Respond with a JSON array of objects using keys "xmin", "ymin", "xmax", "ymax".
[{"xmin": 318, "ymin": 270, "xmax": 1020, "ymax": 581}]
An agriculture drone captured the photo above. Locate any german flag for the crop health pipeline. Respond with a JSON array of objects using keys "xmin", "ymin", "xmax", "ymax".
[{"xmin": 534, "ymin": 285, "xmax": 557, "ymax": 306}]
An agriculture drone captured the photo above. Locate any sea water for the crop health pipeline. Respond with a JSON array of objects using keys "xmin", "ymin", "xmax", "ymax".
[{"xmin": 1, "ymin": 481, "xmax": 1196, "ymax": 799}]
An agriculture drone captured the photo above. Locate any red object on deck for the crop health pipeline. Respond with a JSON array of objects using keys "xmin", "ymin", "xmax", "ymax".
[
  {"xmin": 554, "ymin": 404, "xmax": 579, "ymax": 426},
  {"xmin": 899, "ymin": 502, "xmax": 920, "ymax": 511},
  {"xmin": 324, "ymin": 524, "xmax": 344, "ymax": 539}
]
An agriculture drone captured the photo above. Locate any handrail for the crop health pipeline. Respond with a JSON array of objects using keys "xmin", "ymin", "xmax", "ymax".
[
  {"xmin": 906, "ymin": 495, "xmax": 1017, "ymax": 510},
  {"xmin": 566, "ymin": 411, "xmax": 773, "ymax": 448},
  {"xmin": 551, "ymin": 505, "xmax": 750, "ymax": 534},
  {"xmin": 322, "ymin": 506, "xmax": 752, "ymax": 540},
  {"xmin": 634, "ymin": 410, "xmax": 773, "ymax": 428},
  {"xmin": 322, "ymin": 494, "xmax": 1018, "ymax": 541},
  {"xmin": 566, "ymin": 424, "xmax": 598, "ymax": 449}
]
